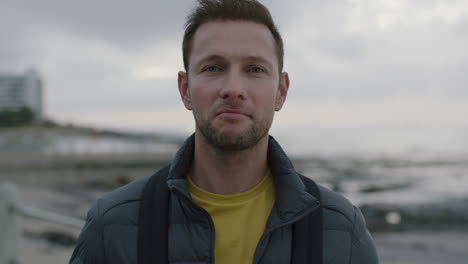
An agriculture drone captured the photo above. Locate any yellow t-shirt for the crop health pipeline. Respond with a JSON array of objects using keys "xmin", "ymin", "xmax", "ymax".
[{"xmin": 188, "ymin": 171, "xmax": 275, "ymax": 264}]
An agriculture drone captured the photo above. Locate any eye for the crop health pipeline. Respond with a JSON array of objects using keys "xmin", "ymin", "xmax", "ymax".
[
  {"xmin": 205, "ymin": 65, "xmax": 221, "ymax": 72},
  {"xmin": 248, "ymin": 66, "xmax": 265, "ymax": 73}
]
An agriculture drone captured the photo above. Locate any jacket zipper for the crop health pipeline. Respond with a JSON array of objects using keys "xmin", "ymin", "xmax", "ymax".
[{"xmin": 172, "ymin": 188, "xmax": 217, "ymax": 264}]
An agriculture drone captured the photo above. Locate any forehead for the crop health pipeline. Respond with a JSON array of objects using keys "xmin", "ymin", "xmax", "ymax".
[{"xmin": 189, "ymin": 20, "xmax": 277, "ymax": 67}]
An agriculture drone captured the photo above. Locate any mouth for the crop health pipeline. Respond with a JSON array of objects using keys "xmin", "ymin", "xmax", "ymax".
[{"xmin": 216, "ymin": 109, "xmax": 251, "ymax": 119}]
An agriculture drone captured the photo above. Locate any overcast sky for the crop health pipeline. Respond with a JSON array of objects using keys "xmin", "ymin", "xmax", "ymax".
[{"xmin": 1, "ymin": 0, "xmax": 467, "ymax": 150}]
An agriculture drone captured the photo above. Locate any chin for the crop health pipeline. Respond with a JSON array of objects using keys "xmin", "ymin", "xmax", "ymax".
[
  {"xmin": 204, "ymin": 125, "xmax": 267, "ymax": 151},
  {"xmin": 196, "ymin": 114, "xmax": 271, "ymax": 151}
]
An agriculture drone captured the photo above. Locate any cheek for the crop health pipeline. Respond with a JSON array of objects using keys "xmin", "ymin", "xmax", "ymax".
[
  {"xmin": 255, "ymin": 85, "xmax": 278, "ymax": 107},
  {"xmin": 189, "ymin": 90, "xmax": 216, "ymax": 117},
  {"xmin": 189, "ymin": 79, "xmax": 219, "ymax": 100}
]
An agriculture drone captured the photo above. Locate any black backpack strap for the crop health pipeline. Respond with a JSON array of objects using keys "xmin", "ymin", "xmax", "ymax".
[
  {"xmin": 291, "ymin": 176, "xmax": 323, "ymax": 264},
  {"xmin": 138, "ymin": 165, "xmax": 171, "ymax": 264}
]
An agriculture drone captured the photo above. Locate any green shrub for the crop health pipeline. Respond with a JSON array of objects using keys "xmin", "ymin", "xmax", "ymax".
[{"xmin": 0, "ymin": 106, "xmax": 35, "ymax": 127}]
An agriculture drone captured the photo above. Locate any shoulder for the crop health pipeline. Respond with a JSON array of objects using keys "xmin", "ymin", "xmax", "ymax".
[
  {"xmin": 86, "ymin": 165, "xmax": 170, "ymax": 226},
  {"xmin": 318, "ymin": 184, "xmax": 356, "ymax": 224},
  {"xmin": 70, "ymin": 176, "xmax": 151, "ymax": 263},
  {"xmin": 301, "ymin": 176, "xmax": 361, "ymax": 231},
  {"xmin": 317, "ymin": 184, "xmax": 379, "ymax": 263},
  {"xmin": 89, "ymin": 176, "xmax": 150, "ymax": 226},
  {"xmin": 302, "ymin": 177, "xmax": 379, "ymax": 262}
]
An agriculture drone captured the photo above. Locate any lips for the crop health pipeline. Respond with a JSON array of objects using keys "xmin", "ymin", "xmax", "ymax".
[{"xmin": 216, "ymin": 109, "xmax": 251, "ymax": 119}]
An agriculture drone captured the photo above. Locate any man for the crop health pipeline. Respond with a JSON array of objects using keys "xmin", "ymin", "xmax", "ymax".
[{"xmin": 70, "ymin": 0, "xmax": 378, "ymax": 263}]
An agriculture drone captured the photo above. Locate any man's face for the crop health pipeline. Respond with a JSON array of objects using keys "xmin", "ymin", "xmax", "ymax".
[{"xmin": 178, "ymin": 20, "xmax": 289, "ymax": 151}]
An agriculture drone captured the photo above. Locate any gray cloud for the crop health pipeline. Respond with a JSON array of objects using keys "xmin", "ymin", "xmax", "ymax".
[
  {"xmin": 281, "ymin": 0, "xmax": 468, "ymax": 102},
  {"xmin": 0, "ymin": 0, "xmax": 289, "ymax": 71},
  {"xmin": 0, "ymin": 0, "xmax": 466, "ymax": 129},
  {"xmin": 1, "ymin": 0, "xmax": 194, "ymax": 51}
]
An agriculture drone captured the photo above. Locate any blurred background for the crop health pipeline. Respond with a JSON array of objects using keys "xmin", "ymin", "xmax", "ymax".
[{"xmin": 0, "ymin": 0, "xmax": 467, "ymax": 263}]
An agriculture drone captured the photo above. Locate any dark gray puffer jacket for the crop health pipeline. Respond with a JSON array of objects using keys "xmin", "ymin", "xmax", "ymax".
[{"xmin": 70, "ymin": 135, "xmax": 379, "ymax": 264}]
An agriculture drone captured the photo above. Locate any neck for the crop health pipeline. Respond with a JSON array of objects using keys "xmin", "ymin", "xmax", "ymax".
[{"xmin": 189, "ymin": 132, "xmax": 269, "ymax": 195}]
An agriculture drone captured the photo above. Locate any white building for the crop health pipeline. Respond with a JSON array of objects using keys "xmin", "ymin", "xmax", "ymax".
[{"xmin": 0, "ymin": 69, "xmax": 43, "ymax": 120}]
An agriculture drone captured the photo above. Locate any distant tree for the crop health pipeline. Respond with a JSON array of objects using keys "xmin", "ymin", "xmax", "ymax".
[
  {"xmin": 39, "ymin": 119, "xmax": 59, "ymax": 128},
  {"xmin": 0, "ymin": 106, "xmax": 35, "ymax": 127}
]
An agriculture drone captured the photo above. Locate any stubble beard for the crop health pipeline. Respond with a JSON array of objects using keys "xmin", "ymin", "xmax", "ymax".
[{"xmin": 195, "ymin": 112, "xmax": 273, "ymax": 152}]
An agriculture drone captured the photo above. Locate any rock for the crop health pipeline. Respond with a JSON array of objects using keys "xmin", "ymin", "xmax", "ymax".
[{"xmin": 360, "ymin": 198, "xmax": 468, "ymax": 232}]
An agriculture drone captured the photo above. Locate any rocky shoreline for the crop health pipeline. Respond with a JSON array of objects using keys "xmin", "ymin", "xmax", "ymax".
[
  {"xmin": 4, "ymin": 154, "xmax": 466, "ymax": 234},
  {"xmin": 11, "ymin": 182, "xmax": 468, "ymax": 264},
  {"xmin": 361, "ymin": 200, "xmax": 468, "ymax": 232},
  {"xmin": 2, "ymin": 127, "xmax": 467, "ymax": 263}
]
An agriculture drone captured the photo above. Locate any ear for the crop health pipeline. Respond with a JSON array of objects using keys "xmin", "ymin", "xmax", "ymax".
[
  {"xmin": 178, "ymin": 71, "xmax": 192, "ymax": 110},
  {"xmin": 275, "ymin": 72, "xmax": 290, "ymax": 111}
]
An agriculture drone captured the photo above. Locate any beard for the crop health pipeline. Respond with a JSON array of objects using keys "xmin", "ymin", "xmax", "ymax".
[{"xmin": 194, "ymin": 110, "xmax": 273, "ymax": 152}]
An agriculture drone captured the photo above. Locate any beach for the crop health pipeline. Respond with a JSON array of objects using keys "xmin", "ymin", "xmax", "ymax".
[
  {"xmin": 19, "ymin": 229, "xmax": 468, "ymax": 264},
  {"xmin": 1, "ymin": 127, "xmax": 467, "ymax": 263},
  {"xmin": 10, "ymin": 181, "xmax": 468, "ymax": 264}
]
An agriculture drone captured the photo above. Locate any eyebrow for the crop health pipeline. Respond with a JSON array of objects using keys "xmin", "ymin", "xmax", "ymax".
[
  {"xmin": 244, "ymin": 56, "xmax": 273, "ymax": 67},
  {"xmin": 195, "ymin": 55, "xmax": 226, "ymax": 69},
  {"xmin": 194, "ymin": 54, "xmax": 273, "ymax": 70}
]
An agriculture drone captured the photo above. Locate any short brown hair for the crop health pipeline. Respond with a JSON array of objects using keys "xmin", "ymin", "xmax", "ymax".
[{"xmin": 182, "ymin": 0, "xmax": 284, "ymax": 72}]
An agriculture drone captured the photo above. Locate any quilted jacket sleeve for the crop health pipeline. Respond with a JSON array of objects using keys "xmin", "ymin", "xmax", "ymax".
[
  {"xmin": 349, "ymin": 206, "xmax": 379, "ymax": 264},
  {"xmin": 69, "ymin": 202, "xmax": 105, "ymax": 264}
]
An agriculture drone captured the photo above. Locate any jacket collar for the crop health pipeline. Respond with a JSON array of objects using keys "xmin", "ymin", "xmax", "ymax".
[{"xmin": 166, "ymin": 134, "xmax": 319, "ymax": 227}]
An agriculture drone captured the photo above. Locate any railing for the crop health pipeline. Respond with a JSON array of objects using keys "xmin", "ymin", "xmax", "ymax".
[{"xmin": 0, "ymin": 182, "xmax": 84, "ymax": 264}]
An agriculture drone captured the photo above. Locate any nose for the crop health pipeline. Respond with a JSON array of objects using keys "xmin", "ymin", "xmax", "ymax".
[{"xmin": 219, "ymin": 71, "xmax": 247, "ymax": 100}]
